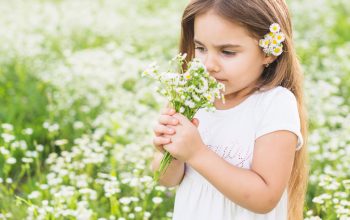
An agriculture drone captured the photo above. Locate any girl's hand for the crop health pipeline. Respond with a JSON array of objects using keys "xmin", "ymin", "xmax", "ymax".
[
  {"xmin": 152, "ymin": 107, "xmax": 200, "ymax": 154},
  {"xmin": 163, "ymin": 113, "xmax": 204, "ymax": 162},
  {"xmin": 152, "ymin": 108, "xmax": 179, "ymax": 154}
]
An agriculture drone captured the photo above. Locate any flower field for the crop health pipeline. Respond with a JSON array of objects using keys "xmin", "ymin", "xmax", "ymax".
[{"xmin": 0, "ymin": 0, "xmax": 349, "ymax": 219}]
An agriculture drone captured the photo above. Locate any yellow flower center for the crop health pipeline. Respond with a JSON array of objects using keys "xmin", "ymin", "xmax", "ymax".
[{"xmin": 274, "ymin": 47, "xmax": 281, "ymax": 53}]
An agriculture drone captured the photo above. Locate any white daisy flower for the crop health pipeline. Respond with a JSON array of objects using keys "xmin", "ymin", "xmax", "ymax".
[
  {"xmin": 218, "ymin": 82, "xmax": 225, "ymax": 91},
  {"xmin": 152, "ymin": 197, "xmax": 163, "ymax": 204},
  {"xmin": 6, "ymin": 157, "xmax": 16, "ymax": 164},
  {"xmin": 23, "ymin": 128, "xmax": 33, "ymax": 135},
  {"xmin": 205, "ymin": 93, "xmax": 214, "ymax": 102},
  {"xmin": 183, "ymin": 71, "xmax": 191, "ymax": 80},
  {"xmin": 270, "ymin": 23, "xmax": 281, "ymax": 33},
  {"xmin": 192, "ymin": 94, "xmax": 200, "ymax": 102},
  {"xmin": 312, "ymin": 196, "xmax": 324, "ymax": 204},
  {"xmin": 272, "ymin": 46, "xmax": 283, "ymax": 56},
  {"xmin": 263, "ymin": 47, "xmax": 271, "ymax": 55},
  {"xmin": 259, "ymin": 39, "xmax": 266, "ymax": 48},
  {"xmin": 1, "ymin": 123, "xmax": 13, "ymax": 131},
  {"xmin": 179, "ymin": 107, "xmax": 185, "ymax": 113},
  {"xmin": 134, "ymin": 206, "xmax": 142, "ymax": 212},
  {"xmin": 185, "ymin": 99, "xmax": 195, "ymax": 108},
  {"xmin": 275, "ymin": 32, "xmax": 285, "ymax": 43},
  {"xmin": 264, "ymin": 32, "xmax": 274, "ymax": 40},
  {"xmin": 271, "ymin": 39, "xmax": 279, "ymax": 47},
  {"xmin": 6, "ymin": 178, "xmax": 13, "ymax": 184},
  {"xmin": 28, "ymin": 191, "xmax": 41, "ymax": 199}
]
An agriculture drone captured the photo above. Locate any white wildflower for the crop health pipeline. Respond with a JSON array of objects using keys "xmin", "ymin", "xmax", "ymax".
[
  {"xmin": 6, "ymin": 157, "xmax": 16, "ymax": 164},
  {"xmin": 152, "ymin": 197, "xmax": 163, "ymax": 204}
]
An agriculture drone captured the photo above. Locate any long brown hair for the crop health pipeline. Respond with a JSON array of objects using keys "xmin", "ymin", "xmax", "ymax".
[{"xmin": 179, "ymin": 0, "xmax": 308, "ymax": 219}]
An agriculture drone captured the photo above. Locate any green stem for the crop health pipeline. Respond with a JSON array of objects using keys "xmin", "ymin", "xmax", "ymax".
[{"xmin": 154, "ymin": 152, "xmax": 173, "ymax": 182}]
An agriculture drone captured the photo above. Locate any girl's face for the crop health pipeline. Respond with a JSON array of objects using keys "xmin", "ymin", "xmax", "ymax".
[{"xmin": 194, "ymin": 10, "xmax": 274, "ymax": 101}]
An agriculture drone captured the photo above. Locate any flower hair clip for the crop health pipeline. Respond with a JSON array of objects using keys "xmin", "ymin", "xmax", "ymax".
[{"xmin": 259, "ymin": 23, "xmax": 285, "ymax": 57}]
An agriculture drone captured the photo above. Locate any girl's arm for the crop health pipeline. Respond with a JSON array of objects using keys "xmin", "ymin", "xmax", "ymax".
[
  {"xmin": 187, "ymin": 130, "xmax": 296, "ymax": 214},
  {"xmin": 151, "ymin": 151, "xmax": 185, "ymax": 187},
  {"xmin": 151, "ymin": 106, "xmax": 185, "ymax": 187}
]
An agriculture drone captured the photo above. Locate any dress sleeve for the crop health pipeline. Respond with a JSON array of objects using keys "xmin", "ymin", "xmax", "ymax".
[{"xmin": 255, "ymin": 88, "xmax": 303, "ymax": 151}]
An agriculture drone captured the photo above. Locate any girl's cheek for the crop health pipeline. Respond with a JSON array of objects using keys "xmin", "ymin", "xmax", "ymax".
[
  {"xmin": 222, "ymin": 58, "xmax": 240, "ymax": 72},
  {"xmin": 223, "ymin": 61, "xmax": 245, "ymax": 79},
  {"xmin": 195, "ymin": 53, "xmax": 206, "ymax": 63},
  {"xmin": 230, "ymin": 55, "xmax": 251, "ymax": 71}
]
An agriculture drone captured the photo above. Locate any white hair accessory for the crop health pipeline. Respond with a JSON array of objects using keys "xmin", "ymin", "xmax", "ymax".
[{"xmin": 259, "ymin": 23, "xmax": 285, "ymax": 56}]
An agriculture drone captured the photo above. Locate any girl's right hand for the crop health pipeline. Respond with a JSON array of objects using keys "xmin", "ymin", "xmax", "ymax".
[
  {"xmin": 152, "ymin": 106, "xmax": 200, "ymax": 154},
  {"xmin": 152, "ymin": 107, "xmax": 179, "ymax": 154}
]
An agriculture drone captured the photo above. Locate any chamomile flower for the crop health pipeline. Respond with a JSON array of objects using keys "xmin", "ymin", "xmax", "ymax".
[
  {"xmin": 270, "ymin": 23, "xmax": 281, "ymax": 33},
  {"xmin": 264, "ymin": 32, "xmax": 274, "ymax": 40},
  {"xmin": 205, "ymin": 93, "xmax": 214, "ymax": 102},
  {"xmin": 259, "ymin": 39, "xmax": 269, "ymax": 48},
  {"xmin": 184, "ymin": 71, "xmax": 191, "ymax": 80},
  {"xmin": 6, "ymin": 157, "xmax": 16, "ymax": 164},
  {"xmin": 271, "ymin": 39, "xmax": 279, "ymax": 47},
  {"xmin": 275, "ymin": 32, "xmax": 285, "ymax": 43},
  {"xmin": 259, "ymin": 23, "xmax": 285, "ymax": 57},
  {"xmin": 272, "ymin": 46, "xmax": 283, "ymax": 56},
  {"xmin": 179, "ymin": 107, "xmax": 185, "ymax": 113}
]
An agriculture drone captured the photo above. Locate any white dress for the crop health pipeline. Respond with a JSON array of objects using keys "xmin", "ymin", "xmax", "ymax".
[{"xmin": 172, "ymin": 86, "xmax": 303, "ymax": 220}]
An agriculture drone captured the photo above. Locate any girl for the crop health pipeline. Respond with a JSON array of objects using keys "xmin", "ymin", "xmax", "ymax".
[{"xmin": 151, "ymin": 0, "xmax": 308, "ymax": 219}]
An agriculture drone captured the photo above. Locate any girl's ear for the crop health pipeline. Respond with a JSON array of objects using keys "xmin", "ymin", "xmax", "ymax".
[{"xmin": 263, "ymin": 54, "xmax": 277, "ymax": 66}]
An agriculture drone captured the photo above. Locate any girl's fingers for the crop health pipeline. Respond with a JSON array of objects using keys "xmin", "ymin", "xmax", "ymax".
[
  {"xmin": 153, "ymin": 136, "xmax": 171, "ymax": 153},
  {"xmin": 191, "ymin": 118, "xmax": 200, "ymax": 127},
  {"xmin": 153, "ymin": 136, "xmax": 171, "ymax": 146},
  {"xmin": 161, "ymin": 107, "xmax": 176, "ymax": 115},
  {"xmin": 153, "ymin": 124, "xmax": 176, "ymax": 136},
  {"xmin": 158, "ymin": 114, "xmax": 179, "ymax": 126}
]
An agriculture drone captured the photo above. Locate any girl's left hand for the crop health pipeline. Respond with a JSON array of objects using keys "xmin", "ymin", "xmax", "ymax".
[{"xmin": 163, "ymin": 113, "xmax": 206, "ymax": 162}]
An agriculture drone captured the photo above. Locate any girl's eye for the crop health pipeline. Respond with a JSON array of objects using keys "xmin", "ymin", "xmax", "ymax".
[
  {"xmin": 195, "ymin": 46, "xmax": 205, "ymax": 52},
  {"xmin": 222, "ymin": 50, "xmax": 236, "ymax": 56}
]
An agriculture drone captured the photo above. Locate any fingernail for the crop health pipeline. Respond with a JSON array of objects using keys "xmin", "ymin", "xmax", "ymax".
[
  {"xmin": 168, "ymin": 128, "xmax": 174, "ymax": 133},
  {"xmin": 172, "ymin": 119, "xmax": 178, "ymax": 124}
]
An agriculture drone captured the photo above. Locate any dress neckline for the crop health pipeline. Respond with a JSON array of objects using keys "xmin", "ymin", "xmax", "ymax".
[{"xmin": 208, "ymin": 90, "xmax": 260, "ymax": 117}]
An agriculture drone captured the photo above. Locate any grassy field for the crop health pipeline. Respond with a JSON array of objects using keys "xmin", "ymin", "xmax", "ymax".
[{"xmin": 0, "ymin": 0, "xmax": 349, "ymax": 219}]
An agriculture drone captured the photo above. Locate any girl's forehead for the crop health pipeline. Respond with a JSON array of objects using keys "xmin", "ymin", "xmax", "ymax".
[{"xmin": 194, "ymin": 11, "xmax": 254, "ymax": 44}]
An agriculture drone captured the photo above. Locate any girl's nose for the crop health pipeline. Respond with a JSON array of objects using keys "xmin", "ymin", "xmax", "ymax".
[{"xmin": 204, "ymin": 53, "xmax": 220, "ymax": 74}]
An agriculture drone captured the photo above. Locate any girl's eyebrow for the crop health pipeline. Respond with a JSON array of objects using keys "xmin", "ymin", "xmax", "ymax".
[{"xmin": 194, "ymin": 39, "xmax": 242, "ymax": 48}]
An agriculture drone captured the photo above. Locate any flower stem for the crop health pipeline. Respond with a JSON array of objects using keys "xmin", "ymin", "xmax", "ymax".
[{"xmin": 154, "ymin": 151, "xmax": 173, "ymax": 182}]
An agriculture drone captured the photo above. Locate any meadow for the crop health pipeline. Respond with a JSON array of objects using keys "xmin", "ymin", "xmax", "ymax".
[{"xmin": 0, "ymin": 0, "xmax": 349, "ymax": 219}]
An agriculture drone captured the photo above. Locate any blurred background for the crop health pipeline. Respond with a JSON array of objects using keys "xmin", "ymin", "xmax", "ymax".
[{"xmin": 0, "ymin": 0, "xmax": 349, "ymax": 219}]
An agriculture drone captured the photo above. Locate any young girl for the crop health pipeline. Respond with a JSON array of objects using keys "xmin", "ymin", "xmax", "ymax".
[{"xmin": 151, "ymin": 0, "xmax": 308, "ymax": 219}]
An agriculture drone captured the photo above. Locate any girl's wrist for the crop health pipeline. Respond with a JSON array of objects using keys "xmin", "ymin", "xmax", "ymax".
[{"xmin": 187, "ymin": 143, "xmax": 209, "ymax": 166}]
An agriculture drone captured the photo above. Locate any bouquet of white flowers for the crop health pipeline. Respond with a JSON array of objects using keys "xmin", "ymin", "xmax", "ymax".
[{"xmin": 142, "ymin": 53, "xmax": 225, "ymax": 181}]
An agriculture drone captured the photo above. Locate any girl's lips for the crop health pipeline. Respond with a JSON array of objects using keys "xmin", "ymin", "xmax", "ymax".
[{"xmin": 216, "ymin": 79, "xmax": 226, "ymax": 82}]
